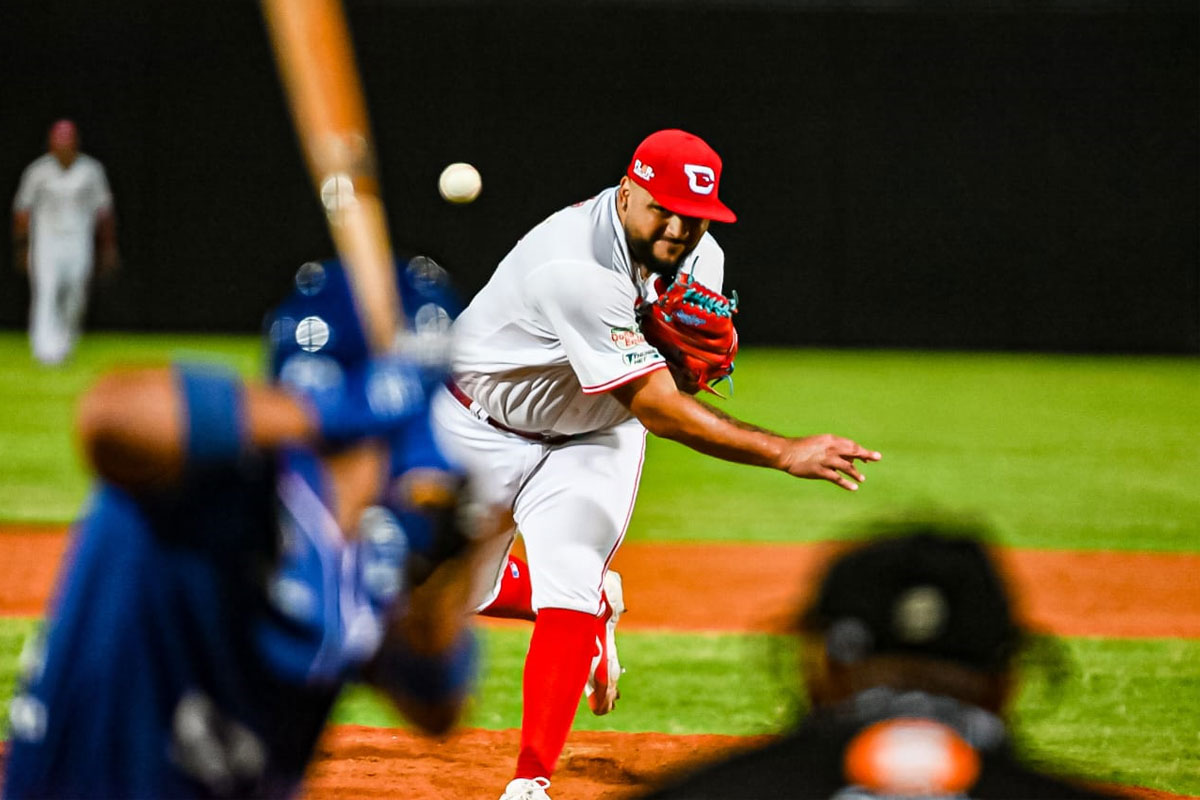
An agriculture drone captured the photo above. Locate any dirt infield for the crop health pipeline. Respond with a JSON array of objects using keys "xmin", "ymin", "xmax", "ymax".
[
  {"xmin": 0, "ymin": 731, "xmax": 1186, "ymax": 799},
  {"xmin": 4, "ymin": 526, "xmax": 1199, "ymax": 637},
  {"xmin": 302, "ymin": 727, "xmax": 771, "ymax": 799},
  {"xmin": 0, "ymin": 525, "xmax": 69, "ymax": 618},
  {"xmin": 300, "ymin": 727, "xmax": 1187, "ymax": 800},
  {"xmin": 607, "ymin": 542, "xmax": 1200, "ymax": 638},
  {"xmin": 2, "ymin": 525, "xmax": 1197, "ymax": 798}
]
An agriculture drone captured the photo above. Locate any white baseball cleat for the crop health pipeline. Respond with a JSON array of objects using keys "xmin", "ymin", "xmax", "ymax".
[
  {"xmin": 499, "ymin": 777, "xmax": 551, "ymax": 799},
  {"xmin": 585, "ymin": 570, "xmax": 626, "ymax": 716}
]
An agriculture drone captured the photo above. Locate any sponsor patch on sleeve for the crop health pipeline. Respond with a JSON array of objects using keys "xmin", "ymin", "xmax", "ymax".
[
  {"xmin": 610, "ymin": 326, "xmax": 647, "ymax": 350},
  {"xmin": 623, "ymin": 350, "xmax": 662, "ymax": 366}
]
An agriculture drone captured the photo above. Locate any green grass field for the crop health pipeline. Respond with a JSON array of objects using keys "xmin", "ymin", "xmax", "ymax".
[{"xmin": 1, "ymin": 331, "xmax": 1197, "ymax": 794}]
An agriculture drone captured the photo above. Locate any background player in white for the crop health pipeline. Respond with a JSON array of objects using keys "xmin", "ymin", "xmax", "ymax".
[
  {"xmin": 12, "ymin": 119, "xmax": 119, "ymax": 365},
  {"xmin": 430, "ymin": 129, "xmax": 882, "ymax": 800}
]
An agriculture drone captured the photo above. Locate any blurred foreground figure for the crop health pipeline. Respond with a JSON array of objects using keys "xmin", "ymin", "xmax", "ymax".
[
  {"xmin": 643, "ymin": 526, "xmax": 1125, "ymax": 799},
  {"xmin": 3, "ymin": 258, "xmax": 487, "ymax": 799},
  {"xmin": 11, "ymin": 119, "xmax": 118, "ymax": 365}
]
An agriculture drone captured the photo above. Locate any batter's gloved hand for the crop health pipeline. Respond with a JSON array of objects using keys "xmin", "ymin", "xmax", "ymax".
[
  {"xmin": 287, "ymin": 354, "xmax": 426, "ymax": 445},
  {"xmin": 637, "ymin": 273, "xmax": 739, "ymax": 396}
]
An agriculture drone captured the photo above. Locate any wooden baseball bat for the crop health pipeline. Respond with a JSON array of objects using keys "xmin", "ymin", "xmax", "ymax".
[{"xmin": 261, "ymin": 0, "xmax": 403, "ymax": 350}]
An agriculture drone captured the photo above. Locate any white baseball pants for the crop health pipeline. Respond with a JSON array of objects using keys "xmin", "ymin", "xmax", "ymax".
[
  {"xmin": 28, "ymin": 235, "xmax": 93, "ymax": 365},
  {"xmin": 429, "ymin": 385, "xmax": 647, "ymax": 615}
]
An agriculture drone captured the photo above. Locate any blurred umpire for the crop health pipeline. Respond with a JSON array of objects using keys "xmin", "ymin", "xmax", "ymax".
[
  {"xmin": 3, "ymin": 256, "xmax": 486, "ymax": 799},
  {"xmin": 643, "ymin": 526, "xmax": 1125, "ymax": 799}
]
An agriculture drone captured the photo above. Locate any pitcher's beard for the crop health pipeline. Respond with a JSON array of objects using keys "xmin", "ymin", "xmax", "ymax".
[{"xmin": 626, "ymin": 235, "xmax": 687, "ymax": 283}]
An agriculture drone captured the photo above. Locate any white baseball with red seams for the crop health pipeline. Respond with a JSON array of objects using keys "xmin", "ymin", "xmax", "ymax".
[{"xmin": 431, "ymin": 185, "xmax": 724, "ymax": 613}]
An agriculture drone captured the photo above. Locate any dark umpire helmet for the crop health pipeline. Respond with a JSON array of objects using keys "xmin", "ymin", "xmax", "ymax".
[{"xmin": 802, "ymin": 524, "xmax": 1022, "ymax": 673}]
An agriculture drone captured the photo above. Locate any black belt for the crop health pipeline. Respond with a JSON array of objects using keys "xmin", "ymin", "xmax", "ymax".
[{"xmin": 445, "ymin": 380, "xmax": 576, "ymax": 446}]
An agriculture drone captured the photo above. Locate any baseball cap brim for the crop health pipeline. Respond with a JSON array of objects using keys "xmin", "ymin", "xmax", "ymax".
[
  {"xmin": 656, "ymin": 194, "xmax": 737, "ymax": 224},
  {"xmin": 635, "ymin": 179, "xmax": 738, "ymax": 223}
]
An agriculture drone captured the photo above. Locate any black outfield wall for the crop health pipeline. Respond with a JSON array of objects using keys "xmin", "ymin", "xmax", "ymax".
[{"xmin": 1, "ymin": 0, "xmax": 1196, "ymax": 352}]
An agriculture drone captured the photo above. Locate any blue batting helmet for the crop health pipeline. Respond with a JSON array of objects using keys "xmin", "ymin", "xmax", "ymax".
[{"xmin": 264, "ymin": 255, "xmax": 462, "ymax": 389}]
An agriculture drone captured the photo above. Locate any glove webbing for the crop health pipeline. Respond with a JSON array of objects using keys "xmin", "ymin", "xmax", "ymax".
[
  {"xmin": 663, "ymin": 285, "xmax": 738, "ymax": 323},
  {"xmin": 685, "ymin": 285, "xmax": 737, "ymax": 315}
]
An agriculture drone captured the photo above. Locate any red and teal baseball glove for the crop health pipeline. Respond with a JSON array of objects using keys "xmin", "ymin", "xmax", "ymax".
[{"xmin": 636, "ymin": 274, "xmax": 739, "ymax": 396}]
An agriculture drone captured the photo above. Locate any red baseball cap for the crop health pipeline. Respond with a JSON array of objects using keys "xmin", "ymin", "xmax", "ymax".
[{"xmin": 626, "ymin": 129, "xmax": 737, "ymax": 223}]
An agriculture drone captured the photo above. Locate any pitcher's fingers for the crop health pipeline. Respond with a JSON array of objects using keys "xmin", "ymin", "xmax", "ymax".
[
  {"xmin": 821, "ymin": 468, "xmax": 859, "ymax": 491},
  {"xmin": 830, "ymin": 458, "xmax": 864, "ymax": 483},
  {"xmin": 845, "ymin": 443, "xmax": 882, "ymax": 462}
]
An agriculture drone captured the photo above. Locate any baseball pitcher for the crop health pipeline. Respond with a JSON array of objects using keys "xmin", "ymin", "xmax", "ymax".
[{"xmin": 429, "ymin": 129, "xmax": 881, "ymax": 800}]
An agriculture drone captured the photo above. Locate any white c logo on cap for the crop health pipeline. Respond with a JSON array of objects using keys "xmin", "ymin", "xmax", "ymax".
[{"xmin": 683, "ymin": 164, "xmax": 716, "ymax": 195}]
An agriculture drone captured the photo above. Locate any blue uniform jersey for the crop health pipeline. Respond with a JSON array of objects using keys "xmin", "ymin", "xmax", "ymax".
[{"xmin": 3, "ymin": 411, "xmax": 453, "ymax": 799}]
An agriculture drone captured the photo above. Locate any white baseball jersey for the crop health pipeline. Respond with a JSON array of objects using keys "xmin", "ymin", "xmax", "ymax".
[
  {"xmin": 450, "ymin": 186, "xmax": 725, "ymax": 436},
  {"xmin": 13, "ymin": 154, "xmax": 112, "ymax": 246},
  {"xmin": 14, "ymin": 153, "xmax": 113, "ymax": 365}
]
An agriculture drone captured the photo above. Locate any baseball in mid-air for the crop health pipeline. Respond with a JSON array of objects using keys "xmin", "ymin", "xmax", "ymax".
[{"xmin": 438, "ymin": 162, "xmax": 482, "ymax": 204}]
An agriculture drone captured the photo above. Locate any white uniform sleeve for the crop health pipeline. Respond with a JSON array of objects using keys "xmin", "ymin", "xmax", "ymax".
[
  {"xmin": 528, "ymin": 260, "xmax": 666, "ymax": 394},
  {"xmin": 89, "ymin": 161, "xmax": 114, "ymax": 214},
  {"xmin": 12, "ymin": 162, "xmax": 40, "ymax": 213},
  {"xmin": 680, "ymin": 233, "xmax": 725, "ymax": 293}
]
